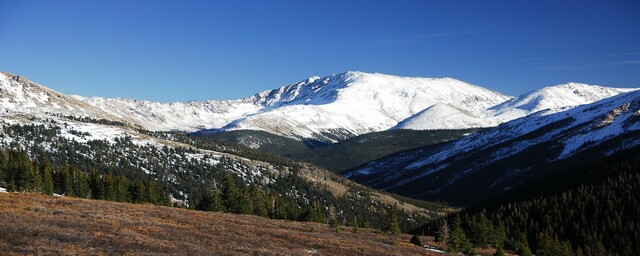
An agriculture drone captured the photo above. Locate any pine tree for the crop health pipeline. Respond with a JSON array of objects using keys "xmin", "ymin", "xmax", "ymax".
[
  {"xmin": 514, "ymin": 233, "xmax": 533, "ymax": 256},
  {"xmin": 62, "ymin": 165, "xmax": 75, "ymax": 197},
  {"xmin": 71, "ymin": 167, "xmax": 91, "ymax": 198},
  {"xmin": 448, "ymin": 225, "xmax": 473, "ymax": 254},
  {"xmin": 352, "ymin": 216, "xmax": 359, "ymax": 234},
  {"xmin": 493, "ymin": 245, "xmax": 506, "ymax": 256},
  {"xmin": 410, "ymin": 233, "xmax": 422, "ymax": 246},
  {"xmin": 436, "ymin": 219, "xmax": 450, "ymax": 242},
  {"xmin": 0, "ymin": 150, "xmax": 5, "ymax": 185},
  {"xmin": 247, "ymin": 184, "xmax": 268, "ymax": 217},
  {"xmin": 196, "ymin": 189, "xmax": 223, "ymax": 212},
  {"xmin": 90, "ymin": 171, "xmax": 105, "ymax": 199},
  {"xmin": 384, "ymin": 204, "xmax": 401, "ymax": 235},
  {"xmin": 493, "ymin": 221, "xmax": 507, "ymax": 248},
  {"xmin": 39, "ymin": 156, "xmax": 54, "ymax": 195}
]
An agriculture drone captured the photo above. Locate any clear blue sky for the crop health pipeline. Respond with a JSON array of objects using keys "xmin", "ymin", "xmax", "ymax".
[{"xmin": 1, "ymin": 0, "xmax": 639, "ymax": 102}]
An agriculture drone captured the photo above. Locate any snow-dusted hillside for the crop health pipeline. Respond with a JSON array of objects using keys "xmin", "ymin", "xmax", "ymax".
[
  {"xmin": 345, "ymin": 89, "xmax": 640, "ymax": 204},
  {"xmin": 394, "ymin": 82, "xmax": 636, "ymax": 130},
  {"xmin": 0, "ymin": 72, "xmax": 128, "ymax": 123},
  {"xmin": 80, "ymin": 71, "xmax": 510, "ymax": 142},
  {"xmin": 2, "ymin": 70, "xmax": 635, "ymax": 143}
]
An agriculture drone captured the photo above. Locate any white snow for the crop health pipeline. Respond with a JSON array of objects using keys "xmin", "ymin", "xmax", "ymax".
[
  {"xmin": 394, "ymin": 82, "xmax": 637, "ymax": 130},
  {"xmin": 78, "ymin": 71, "xmax": 510, "ymax": 142},
  {"xmin": 1, "ymin": 70, "xmax": 638, "ymax": 146},
  {"xmin": 0, "ymin": 187, "xmax": 6, "ymax": 193},
  {"xmin": 348, "ymin": 90, "xmax": 640, "ymax": 191}
]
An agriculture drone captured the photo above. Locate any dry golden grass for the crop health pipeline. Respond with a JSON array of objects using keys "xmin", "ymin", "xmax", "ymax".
[{"xmin": 0, "ymin": 193, "xmax": 439, "ymax": 255}]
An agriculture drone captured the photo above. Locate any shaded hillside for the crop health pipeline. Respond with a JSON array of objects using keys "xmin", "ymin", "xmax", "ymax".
[
  {"xmin": 0, "ymin": 193, "xmax": 434, "ymax": 256},
  {"xmin": 420, "ymin": 146, "xmax": 640, "ymax": 256},
  {"xmin": 344, "ymin": 90, "xmax": 640, "ymax": 205},
  {"xmin": 200, "ymin": 129, "xmax": 479, "ymax": 172}
]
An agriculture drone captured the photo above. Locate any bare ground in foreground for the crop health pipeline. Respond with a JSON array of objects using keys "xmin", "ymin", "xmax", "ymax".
[{"xmin": 0, "ymin": 193, "xmax": 439, "ymax": 255}]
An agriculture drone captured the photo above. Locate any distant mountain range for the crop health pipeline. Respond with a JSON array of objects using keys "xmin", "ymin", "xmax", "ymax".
[
  {"xmin": 2, "ymin": 71, "xmax": 634, "ymax": 143},
  {"xmin": 344, "ymin": 89, "xmax": 640, "ymax": 205},
  {"xmin": 1, "ymin": 70, "xmax": 638, "ymax": 206}
]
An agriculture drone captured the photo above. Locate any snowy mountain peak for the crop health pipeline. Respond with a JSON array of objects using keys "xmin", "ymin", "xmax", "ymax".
[
  {"xmin": 395, "ymin": 81, "xmax": 638, "ymax": 131},
  {"xmin": 490, "ymin": 82, "xmax": 636, "ymax": 114},
  {"xmin": 0, "ymin": 72, "xmax": 127, "ymax": 123},
  {"xmin": 5, "ymin": 70, "xmax": 634, "ymax": 143}
]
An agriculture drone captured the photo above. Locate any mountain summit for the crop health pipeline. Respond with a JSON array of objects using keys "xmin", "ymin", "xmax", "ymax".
[
  {"xmin": 394, "ymin": 82, "xmax": 636, "ymax": 130},
  {"xmin": 80, "ymin": 71, "xmax": 510, "ymax": 142},
  {"xmin": 2, "ymin": 71, "xmax": 635, "ymax": 143}
]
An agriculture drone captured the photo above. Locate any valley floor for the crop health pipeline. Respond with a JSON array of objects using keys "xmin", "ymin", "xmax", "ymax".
[{"xmin": 0, "ymin": 193, "xmax": 435, "ymax": 256}]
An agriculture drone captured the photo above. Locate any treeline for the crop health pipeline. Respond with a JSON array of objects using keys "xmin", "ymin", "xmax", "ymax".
[
  {"xmin": 0, "ymin": 123, "xmax": 438, "ymax": 234},
  {"xmin": 143, "ymin": 130, "xmax": 298, "ymax": 168},
  {"xmin": 0, "ymin": 149, "xmax": 169, "ymax": 206},
  {"xmin": 194, "ymin": 169, "xmax": 429, "ymax": 233},
  {"xmin": 419, "ymin": 147, "xmax": 640, "ymax": 256}
]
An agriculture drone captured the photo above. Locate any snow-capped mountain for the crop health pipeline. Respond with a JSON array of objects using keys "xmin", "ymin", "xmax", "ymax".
[
  {"xmin": 2, "ymin": 70, "xmax": 635, "ymax": 144},
  {"xmin": 345, "ymin": 89, "xmax": 640, "ymax": 204},
  {"xmin": 79, "ymin": 71, "xmax": 511, "ymax": 142},
  {"xmin": 393, "ymin": 82, "xmax": 636, "ymax": 130},
  {"xmin": 0, "ymin": 72, "xmax": 128, "ymax": 123}
]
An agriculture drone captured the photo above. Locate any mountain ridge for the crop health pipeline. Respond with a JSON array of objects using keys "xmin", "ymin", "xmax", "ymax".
[
  {"xmin": 2, "ymin": 71, "xmax": 636, "ymax": 143},
  {"xmin": 344, "ymin": 89, "xmax": 640, "ymax": 204},
  {"xmin": 76, "ymin": 71, "xmax": 511, "ymax": 142},
  {"xmin": 394, "ymin": 82, "xmax": 637, "ymax": 130}
]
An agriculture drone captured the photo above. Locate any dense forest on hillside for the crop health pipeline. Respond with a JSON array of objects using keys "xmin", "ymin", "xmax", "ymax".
[
  {"xmin": 199, "ymin": 129, "xmax": 480, "ymax": 172},
  {"xmin": 0, "ymin": 121, "xmax": 443, "ymax": 234},
  {"xmin": 0, "ymin": 149, "xmax": 169, "ymax": 205},
  {"xmin": 419, "ymin": 147, "xmax": 640, "ymax": 256}
]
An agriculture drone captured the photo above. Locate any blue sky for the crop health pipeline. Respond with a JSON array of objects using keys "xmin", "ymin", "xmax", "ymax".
[{"xmin": 1, "ymin": 0, "xmax": 639, "ymax": 102}]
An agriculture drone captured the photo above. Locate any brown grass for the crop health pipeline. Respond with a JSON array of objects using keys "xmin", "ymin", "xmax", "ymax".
[{"xmin": 0, "ymin": 193, "xmax": 440, "ymax": 255}]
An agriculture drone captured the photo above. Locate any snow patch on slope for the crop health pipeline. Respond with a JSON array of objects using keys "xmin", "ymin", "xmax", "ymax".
[{"xmin": 395, "ymin": 82, "xmax": 637, "ymax": 131}]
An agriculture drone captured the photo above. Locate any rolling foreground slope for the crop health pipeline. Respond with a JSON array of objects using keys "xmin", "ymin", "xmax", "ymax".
[{"xmin": 0, "ymin": 193, "xmax": 434, "ymax": 256}]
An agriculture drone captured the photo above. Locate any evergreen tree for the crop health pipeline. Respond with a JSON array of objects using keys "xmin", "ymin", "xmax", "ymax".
[
  {"xmin": 436, "ymin": 219, "xmax": 449, "ymax": 242},
  {"xmin": 493, "ymin": 221, "xmax": 507, "ymax": 248},
  {"xmin": 38, "ymin": 156, "xmax": 54, "ymax": 195},
  {"xmin": 222, "ymin": 173, "xmax": 239, "ymax": 213},
  {"xmin": 448, "ymin": 224, "xmax": 473, "ymax": 254},
  {"xmin": 90, "ymin": 171, "xmax": 106, "ymax": 200},
  {"xmin": 62, "ymin": 165, "xmax": 75, "ymax": 196},
  {"xmin": 410, "ymin": 233, "xmax": 422, "ymax": 246},
  {"xmin": 247, "ymin": 184, "xmax": 267, "ymax": 216},
  {"xmin": 196, "ymin": 189, "xmax": 223, "ymax": 212},
  {"xmin": 535, "ymin": 233, "xmax": 573, "ymax": 256},
  {"xmin": 129, "ymin": 182, "xmax": 146, "ymax": 203},
  {"xmin": 513, "ymin": 233, "xmax": 533, "ymax": 256},
  {"xmin": 493, "ymin": 245, "xmax": 506, "ymax": 256},
  {"xmin": 0, "ymin": 151, "xmax": 5, "ymax": 185},
  {"xmin": 383, "ymin": 204, "xmax": 401, "ymax": 235}
]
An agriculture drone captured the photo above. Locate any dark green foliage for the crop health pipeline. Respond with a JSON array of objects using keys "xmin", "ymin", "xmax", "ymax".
[
  {"xmin": 199, "ymin": 130, "xmax": 310, "ymax": 156},
  {"xmin": 447, "ymin": 217, "xmax": 473, "ymax": 255},
  {"xmin": 1, "ymin": 122, "xmax": 442, "ymax": 235},
  {"xmin": 219, "ymin": 174, "xmax": 251, "ymax": 214},
  {"xmin": 493, "ymin": 245, "xmax": 506, "ymax": 256},
  {"xmin": 447, "ymin": 224, "xmax": 474, "ymax": 254},
  {"xmin": 536, "ymin": 233, "xmax": 574, "ymax": 256},
  {"xmin": 422, "ymin": 146, "xmax": 640, "ymax": 256},
  {"xmin": 199, "ymin": 129, "xmax": 480, "ymax": 172},
  {"xmin": 410, "ymin": 233, "xmax": 421, "ymax": 246},
  {"xmin": 0, "ymin": 149, "xmax": 169, "ymax": 206},
  {"xmin": 383, "ymin": 204, "xmax": 401, "ymax": 235},
  {"xmin": 39, "ymin": 157, "xmax": 54, "ymax": 195},
  {"xmin": 196, "ymin": 189, "xmax": 223, "ymax": 212}
]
